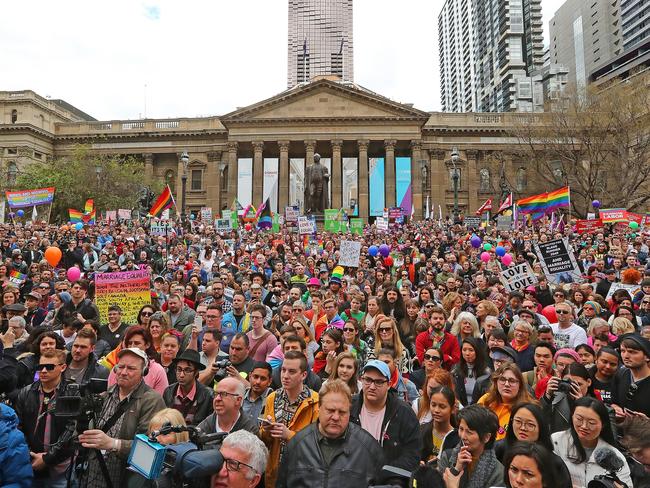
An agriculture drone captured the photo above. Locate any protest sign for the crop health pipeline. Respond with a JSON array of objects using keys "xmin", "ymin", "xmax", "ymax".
[
  {"xmin": 150, "ymin": 221, "xmax": 170, "ymax": 237},
  {"xmin": 376, "ymin": 217, "xmax": 389, "ymax": 231},
  {"xmin": 105, "ymin": 210, "xmax": 117, "ymax": 221},
  {"xmin": 534, "ymin": 238, "xmax": 582, "ymax": 284},
  {"xmin": 599, "ymin": 208, "xmax": 627, "ymax": 223},
  {"xmin": 9, "ymin": 270, "xmax": 27, "ymax": 286},
  {"xmin": 606, "ymin": 282, "xmax": 642, "ymax": 301},
  {"xmin": 499, "ymin": 262, "xmax": 538, "ymax": 293},
  {"xmin": 350, "ymin": 218, "xmax": 364, "ymax": 235},
  {"xmin": 576, "ymin": 219, "xmax": 604, "ymax": 234},
  {"xmin": 285, "ymin": 206, "xmax": 299, "ymax": 222},
  {"xmin": 338, "ymin": 240, "xmax": 362, "ymax": 267},
  {"xmin": 5, "ymin": 187, "xmax": 55, "ymax": 208},
  {"xmin": 95, "ymin": 270, "xmax": 151, "ymax": 325},
  {"xmin": 215, "ymin": 218, "xmax": 232, "ymax": 232},
  {"xmin": 200, "ymin": 207, "xmax": 213, "ymax": 222},
  {"xmin": 497, "ymin": 215, "xmax": 512, "ymax": 231},
  {"xmin": 324, "ymin": 209, "xmax": 341, "ymax": 232},
  {"xmin": 222, "ymin": 210, "xmax": 231, "ymax": 220},
  {"xmin": 118, "ymin": 208, "xmax": 132, "ymax": 220},
  {"xmin": 464, "ymin": 216, "xmax": 481, "ymax": 228},
  {"xmin": 298, "ymin": 216, "xmax": 315, "ymax": 235}
]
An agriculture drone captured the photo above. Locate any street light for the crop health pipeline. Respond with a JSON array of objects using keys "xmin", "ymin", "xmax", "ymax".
[
  {"xmin": 451, "ymin": 147, "xmax": 460, "ymax": 222},
  {"xmin": 180, "ymin": 151, "xmax": 189, "ymax": 224},
  {"xmin": 94, "ymin": 165, "xmax": 102, "ymax": 186}
]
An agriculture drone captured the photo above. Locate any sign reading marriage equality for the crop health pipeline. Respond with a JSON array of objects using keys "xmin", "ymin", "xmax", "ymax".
[
  {"xmin": 534, "ymin": 238, "xmax": 582, "ymax": 285},
  {"xmin": 6, "ymin": 187, "xmax": 55, "ymax": 208},
  {"xmin": 95, "ymin": 270, "xmax": 151, "ymax": 325}
]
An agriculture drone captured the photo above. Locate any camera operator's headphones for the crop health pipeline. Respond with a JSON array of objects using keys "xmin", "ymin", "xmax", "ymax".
[{"xmin": 116, "ymin": 348, "xmax": 150, "ymax": 377}]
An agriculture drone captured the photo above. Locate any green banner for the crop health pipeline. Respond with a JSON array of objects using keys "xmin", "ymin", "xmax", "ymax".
[
  {"xmin": 272, "ymin": 213, "xmax": 280, "ymax": 233},
  {"xmin": 223, "ymin": 209, "xmax": 238, "ymax": 229},
  {"xmin": 350, "ymin": 218, "xmax": 364, "ymax": 235},
  {"xmin": 324, "ymin": 209, "xmax": 341, "ymax": 233}
]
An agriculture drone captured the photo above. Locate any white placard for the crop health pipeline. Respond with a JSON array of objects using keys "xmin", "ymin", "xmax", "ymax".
[
  {"xmin": 499, "ymin": 262, "xmax": 538, "ymax": 293},
  {"xmin": 298, "ymin": 216, "xmax": 315, "ymax": 235},
  {"xmin": 215, "ymin": 218, "xmax": 232, "ymax": 232},
  {"xmin": 338, "ymin": 240, "xmax": 362, "ymax": 267},
  {"xmin": 150, "ymin": 221, "xmax": 170, "ymax": 237},
  {"xmin": 376, "ymin": 217, "xmax": 389, "ymax": 231},
  {"xmin": 200, "ymin": 207, "xmax": 213, "ymax": 222},
  {"xmin": 285, "ymin": 206, "xmax": 299, "ymax": 222}
]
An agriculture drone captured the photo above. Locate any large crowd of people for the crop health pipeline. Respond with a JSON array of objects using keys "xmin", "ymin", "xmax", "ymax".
[{"xmin": 0, "ymin": 214, "xmax": 649, "ymax": 488}]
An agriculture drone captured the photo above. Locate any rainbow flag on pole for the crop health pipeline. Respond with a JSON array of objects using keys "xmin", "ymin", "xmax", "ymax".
[
  {"xmin": 517, "ymin": 186, "xmax": 570, "ymax": 214},
  {"xmin": 69, "ymin": 209, "xmax": 83, "ymax": 223},
  {"xmin": 148, "ymin": 185, "xmax": 174, "ymax": 218}
]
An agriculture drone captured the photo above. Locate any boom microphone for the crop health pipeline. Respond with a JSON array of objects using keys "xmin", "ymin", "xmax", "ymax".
[{"xmin": 593, "ymin": 447, "xmax": 624, "ymax": 473}]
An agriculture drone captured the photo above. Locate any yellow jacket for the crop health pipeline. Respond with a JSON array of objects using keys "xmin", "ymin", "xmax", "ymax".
[{"xmin": 259, "ymin": 388, "xmax": 319, "ymax": 488}]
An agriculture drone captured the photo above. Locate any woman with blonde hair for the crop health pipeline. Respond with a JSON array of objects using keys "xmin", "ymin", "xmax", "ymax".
[
  {"xmin": 371, "ymin": 314, "xmax": 411, "ymax": 373},
  {"xmin": 612, "ymin": 317, "xmax": 636, "ymax": 336},
  {"xmin": 442, "ymin": 292, "xmax": 463, "ymax": 323},
  {"xmin": 450, "ymin": 311, "xmax": 481, "ymax": 343},
  {"xmin": 478, "ymin": 363, "xmax": 536, "ymax": 440},
  {"xmin": 476, "ymin": 299, "xmax": 499, "ymax": 330},
  {"xmin": 291, "ymin": 317, "xmax": 319, "ymax": 367},
  {"xmin": 147, "ymin": 311, "xmax": 171, "ymax": 353}
]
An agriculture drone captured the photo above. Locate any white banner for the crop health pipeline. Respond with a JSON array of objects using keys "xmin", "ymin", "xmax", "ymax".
[
  {"xmin": 215, "ymin": 218, "xmax": 232, "ymax": 232},
  {"xmin": 338, "ymin": 240, "xmax": 362, "ymax": 267},
  {"xmin": 376, "ymin": 217, "xmax": 389, "ymax": 231}
]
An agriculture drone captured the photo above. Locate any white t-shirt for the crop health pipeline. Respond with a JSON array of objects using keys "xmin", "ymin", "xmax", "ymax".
[
  {"xmin": 551, "ymin": 322, "xmax": 588, "ymax": 349},
  {"xmin": 359, "ymin": 404, "xmax": 386, "ymax": 442}
]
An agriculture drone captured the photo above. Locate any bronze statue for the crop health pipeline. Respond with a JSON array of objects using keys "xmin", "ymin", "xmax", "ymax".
[{"xmin": 304, "ymin": 153, "xmax": 329, "ymax": 214}]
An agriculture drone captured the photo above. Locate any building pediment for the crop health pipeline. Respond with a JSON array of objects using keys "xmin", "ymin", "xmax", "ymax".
[{"xmin": 221, "ymin": 79, "xmax": 429, "ymax": 123}]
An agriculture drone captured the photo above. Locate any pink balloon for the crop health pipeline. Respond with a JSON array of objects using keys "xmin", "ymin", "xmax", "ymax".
[
  {"xmin": 502, "ymin": 254, "xmax": 513, "ymax": 266},
  {"xmin": 67, "ymin": 267, "xmax": 81, "ymax": 282},
  {"xmin": 480, "ymin": 252, "xmax": 491, "ymax": 262}
]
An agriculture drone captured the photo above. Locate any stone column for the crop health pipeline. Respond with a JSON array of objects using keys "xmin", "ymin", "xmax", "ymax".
[
  {"xmin": 411, "ymin": 141, "xmax": 423, "ymax": 220},
  {"xmin": 143, "ymin": 153, "xmax": 154, "ymax": 184},
  {"xmin": 384, "ymin": 140, "xmax": 396, "ymax": 208},
  {"xmin": 430, "ymin": 150, "xmax": 447, "ymax": 218},
  {"xmin": 218, "ymin": 151, "xmax": 228, "ymax": 214},
  {"xmin": 227, "ymin": 142, "xmax": 238, "ymax": 204},
  {"xmin": 466, "ymin": 150, "xmax": 479, "ymax": 214},
  {"xmin": 206, "ymin": 150, "xmax": 221, "ymax": 216},
  {"xmin": 176, "ymin": 152, "xmax": 185, "ymax": 206},
  {"xmin": 252, "ymin": 141, "xmax": 264, "ymax": 205},
  {"xmin": 357, "ymin": 140, "xmax": 369, "ymax": 220},
  {"xmin": 331, "ymin": 140, "xmax": 343, "ymax": 209},
  {"xmin": 278, "ymin": 141, "xmax": 290, "ymax": 212}
]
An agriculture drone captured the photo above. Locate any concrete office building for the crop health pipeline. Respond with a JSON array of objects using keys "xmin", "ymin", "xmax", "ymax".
[
  {"xmin": 438, "ymin": 0, "xmax": 476, "ymax": 112},
  {"xmin": 621, "ymin": 0, "xmax": 650, "ymax": 50},
  {"xmin": 287, "ymin": 0, "xmax": 353, "ymax": 88},
  {"xmin": 549, "ymin": 0, "xmax": 622, "ymax": 89}
]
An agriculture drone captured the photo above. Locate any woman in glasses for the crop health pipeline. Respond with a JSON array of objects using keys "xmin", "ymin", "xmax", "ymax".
[
  {"xmin": 341, "ymin": 318, "xmax": 368, "ymax": 367},
  {"xmin": 411, "ymin": 346, "xmax": 443, "ymax": 391},
  {"xmin": 477, "ymin": 363, "xmax": 534, "ymax": 440},
  {"xmin": 137, "ymin": 304, "xmax": 159, "ymax": 328},
  {"xmin": 552, "ymin": 397, "xmax": 632, "ymax": 488},
  {"xmin": 495, "ymin": 402, "xmax": 572, "ymax": 486},
  {"xmin": 370, "ymin": 315, "xmax": 411, "ymax": 374}
]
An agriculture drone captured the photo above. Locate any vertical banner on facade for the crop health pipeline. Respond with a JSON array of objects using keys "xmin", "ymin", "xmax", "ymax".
[
  {"xmin": 95, "ymin": 270, "xmax": 151, "ymax": 325},
  {"xmin": 395, "ymin": 157, "xmax": 412, "ymax": 217},
  {"xmin": 369, "ymin": 157, "xmax": 385, "ymax": 217},
  {"xmin": 289, "ymin": 158, "xmax": 305, "ymax": 211},
  {"xmin": 263, "ymin": 158, "xmax": 279, "ymax": 213},
  {"xmin": 237, "ymin": 158, "xmax": 253, "ymax": 213},
  {"xmin": 342, "ymin": 157, "xmax": 359, "ymax": 216}
]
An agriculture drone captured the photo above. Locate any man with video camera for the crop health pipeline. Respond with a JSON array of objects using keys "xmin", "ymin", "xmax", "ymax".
[
  {"xmin": 78, "ymin": 347, "xmax": 165, "ymax": 488},
  {"xmin": 13, "ymin": 349, "xmax": 73, "ymax": 487}
]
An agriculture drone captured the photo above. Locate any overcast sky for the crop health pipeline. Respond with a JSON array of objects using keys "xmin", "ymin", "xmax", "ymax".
[{"xmin": 4, "ymin": 0, "xmax": 565, "ymax": 120}]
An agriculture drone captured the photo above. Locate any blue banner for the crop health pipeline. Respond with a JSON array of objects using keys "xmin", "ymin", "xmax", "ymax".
[
  {"xmin": 369, "ymin": 157, "xmax": 385, "ymax": 217},
  {"xmin": 396, "ymin": 157, "xmax": 412, "ymax": 216}
]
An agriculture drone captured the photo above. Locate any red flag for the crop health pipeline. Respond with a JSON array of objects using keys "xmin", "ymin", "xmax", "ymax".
[
  {"xmin": 475, "ymin": 198, "xmax": 493, "ymax": 215},
  {"xmin": 496, "ymin": 193, "xmax": 513, "ymax": 214}
]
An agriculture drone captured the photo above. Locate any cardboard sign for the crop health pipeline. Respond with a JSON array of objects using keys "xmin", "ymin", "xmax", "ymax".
[
  {"xmin": 376, "ymin": 217, "xmax": 389, "ymax": 231},
  {"xmin": 576, "ymin": 219, "xmax": 604, "ymax": 234},
  {"xmin": 350, "ymin": 218, "xmax": 364, "ymax": 235},
  {"xmin": 150, "ymin": 221, "xmax": 171, "ymax": 237},
  {"xmin": 599, "ymin": 208, "xmax": 627, "ymax": 223},
  {"xmin": 95, "ymin": 270, "xmax": 151, "ymax": 325},
  {"xmin": 338, "ymin": 240, "xmax": 362, "ymax": 267},
  {"xmin": 105, "ymin": 210, "xmax": 117, "ymax": 221},
  {"xmin": 497, "ymin": 215, "xmax": 512, "ymax": 231},
  {"xmin": 298, "ymin": 216, "xmax": 315, "ymax": 235},
  {"xmin": 215, "ymin": 218, "xmax": 232, "ymax": 232},
  {"xmin": 534, "ymin": 238, "xmax": 582, "ymax": 284},
  {"xmin": 499, "ymin": 262, "xmax": 538, "ymax": 293},
  {"xmin": 200, "ymin": 207, "xmax": 213, "ymax": 222},
  {"xmin": 285, "ymin": 206, "xmax": 299, "ymax": 222},
  {"xmin": 117, "ymin": 208, "xmax": 132, "ymax": 220},
  {"xmin": 464, "ymin": 216, "xmax": 481, "ymax": 228}
]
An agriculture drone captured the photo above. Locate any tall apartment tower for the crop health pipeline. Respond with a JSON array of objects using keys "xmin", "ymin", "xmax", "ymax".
[
  {"xmin": 621, "ymin": 0, "xmax": 650, "ymax": 49},
  {"xmin": 549, "ymin": 0, "xmax": 622, "ymax": 89},
  {"xmin": 473, "ymin": 0, "xmax": 545, "ymax": 112},
  {"xmin": 439, "ymin": 0, "xmax": 476, "ymax": 112},
  {"xmin": 287, "ymin": 0, "xmax": 354, "ymax": 88}
]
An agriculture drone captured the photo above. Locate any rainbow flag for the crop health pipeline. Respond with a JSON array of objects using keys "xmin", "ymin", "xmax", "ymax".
[
  {"xmin": 149, "ymin": 185, "xmax": 174, "ymax": 218},
  {"xmin": 69, "ymin": 209, "xmax": 83, "ymax": 223},
  {"xmin": 517, "ymin": 186, "xmax": 570, "ymax": 214},
  {"xmin": 257, "ymin": 198, "xmax": 273, "ymax": 230},
  {"xmin": 9, "ymin": 270, "xmax": 27, "ymax": 284},
  {"xmin": 84, "ymin": 199, "xmax": 94, "ymax": 214},
  {"xmin": 83, "ymin": 209, "xmax": 96, "ymax": 225}
]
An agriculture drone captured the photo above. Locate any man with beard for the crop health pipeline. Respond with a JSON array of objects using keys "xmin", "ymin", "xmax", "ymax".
[{"xmin": 415, "ymin": 306, "xmax": 460, "ymax": 369}]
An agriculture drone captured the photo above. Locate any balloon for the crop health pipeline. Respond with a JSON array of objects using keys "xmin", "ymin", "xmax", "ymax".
[
  {"xmin": 75, "ymin": 222, "xmax": 83, "ymax": 231},
  {"xmin": 368, "ymin": 245, "xmax": 379, "ymax": 257},
  {"xmin": 541, "ymin": 305, "xmax": 558, "ymax": 324},
  {"xmin": 629, "ymin": 221, "xmax": 639, "ymax": 229},
  {"xmin": 190, "ymin": 214, "xmax": 196, "ymax": 220},
  {"xmin": 244, "ymin": 223, "xmax": 252, "ymax": 231},
  {"xmin": 483, "ymin": 243, "xmax": 492, "ymax": 251},
  {"xmin": 8, "ymin": 212, "xmax": 15, "ymax": 218},
  {"xmin": 44, "ymin": 246, "xmax": 62, "ymax": 267},
  {"xmin": 67, "ymin": 267, "xmax": 81, "ymax": 282},
  {"xmin": 592, "ymin": 200, "xmax": 601, "ymax": 209},
  {"xmin": 383, "ymin": 256, "xmax": 394, "ymax": 267},
  {"xmin": 470, "ymin": 235, "xmax": 482, "ymax": 248},
  {"xmin": 16, "ymin": 209, "xmax": 24, "ymax": 217},
  {"xmin": 379, "ymin": 244, "xmax": 390, "ymax": 257},
  {"xmin": 501, "ymin": 254, "xmax": 513, "ymax": 266},
  {"xmin": 495, "ymin": 246, "xmax": 506, "ymax": 257},
  {"xmin": 480, "ymin": 252, "xmax": 491, "ymax": 262}
]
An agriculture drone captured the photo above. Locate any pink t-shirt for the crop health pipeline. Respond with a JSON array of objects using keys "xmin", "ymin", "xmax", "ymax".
[
  {"xmin": 359, "ymin": 404, "xmax": 386, "ymax": 442},
  {"xmin": 246, "ymin": 330, "xmax": 279, "ymax": 362}
]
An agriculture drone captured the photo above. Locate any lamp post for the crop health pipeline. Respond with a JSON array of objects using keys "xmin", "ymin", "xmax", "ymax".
[
  {"xmin": 180, "ymin": 151, "xmax": 189, "ymax": 224},
  {"xmin": 94, "ymin": 164, "xmax": 102, "ymax": 187},
  {"xmin": 451, "ymin": 147, "xmax": 460, "ymax": 222},
  {"xmin": 420, "ymin": 159, "xmax": 428, "ymax": 219}
]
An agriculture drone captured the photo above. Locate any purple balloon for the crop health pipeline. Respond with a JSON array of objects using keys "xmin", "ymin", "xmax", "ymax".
[
  {"xmin": 592, "ymin": 200, "xmax": 601, "ymax": 209},
  {"xmin": 379, "ymin": 244, "xmax": 391, "ymax": 257},
  {"xmin": 470, "ymin": 235, "xmax": 482, "ymax": 248}
]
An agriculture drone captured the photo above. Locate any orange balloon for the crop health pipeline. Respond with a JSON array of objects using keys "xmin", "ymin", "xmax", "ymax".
[{"xmin": 44, "ymin": 246, "xmax": 62, "ymax": 267}]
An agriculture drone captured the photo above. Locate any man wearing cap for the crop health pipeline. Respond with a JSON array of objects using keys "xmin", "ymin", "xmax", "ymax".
[
  {"xmin": 612, "ymin": 335, "xmax": 650, "ymax": 418},
  {"xmin": 79, "ymin": 348, "xmax": 165, "ymax": 488},
  {"xmin": 163, "ymin": 349, "xmax": 214, "ymax": 425},
  {"xmin": 24, "ymin": 291, "xmax": 47, "ymax": 330},
  {"xmin": 596, "ymin": 268, "xmax": 618, "ymax": 298},
  {"xmin": 349, "ymin": 359, "xmax": 420, "ymax": 484}
]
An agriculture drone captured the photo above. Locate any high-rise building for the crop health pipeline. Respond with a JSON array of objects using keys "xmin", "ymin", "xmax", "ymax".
[
  {"xmin": 438, "ymin": 0, "xmax": 476, "ymax": 112},
  {"xmin": 287, "ymin": 0, "xmax": 353, "ymax": 88},
  {"xmin": 549, "ymin": 0, "xmax": 622, "ymax": 89},
  {"xmin": 473, "ymin": 0, "xmax": 545, "ymax": 112},
  {"xmin": 621, "ymin": 0, "xmax": 650, "ymax": 50}
]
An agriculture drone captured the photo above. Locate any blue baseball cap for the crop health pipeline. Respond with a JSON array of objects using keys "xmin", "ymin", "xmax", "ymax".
[{"xmin": 362, "ymin": 359, "xmax": 391, "ymax": 381}]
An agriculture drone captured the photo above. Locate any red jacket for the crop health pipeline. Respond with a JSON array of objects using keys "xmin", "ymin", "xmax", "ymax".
[{"xmin": 415, "ymin": 329, "xmax": 460, "ymax": 370}]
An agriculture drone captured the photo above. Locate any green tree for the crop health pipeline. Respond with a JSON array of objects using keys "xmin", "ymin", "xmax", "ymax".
[{"xmin": 16, "ymin": 144, "xmax": 152, "ymax": 222}]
